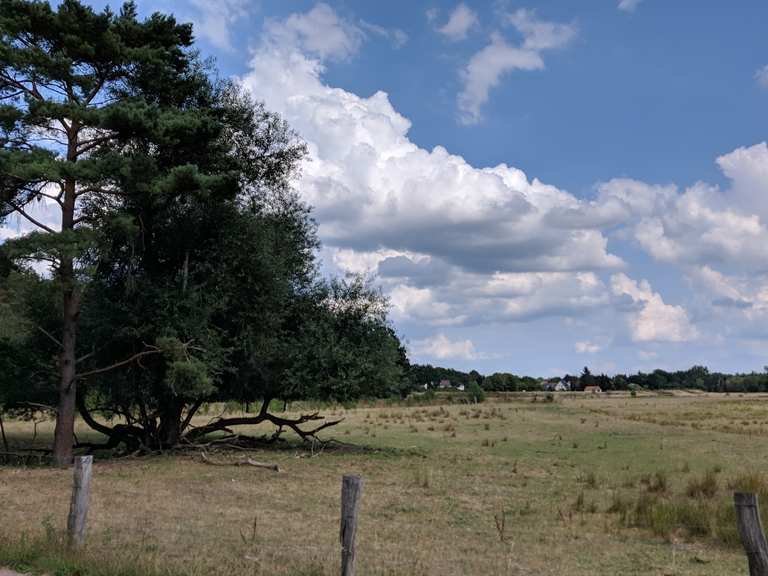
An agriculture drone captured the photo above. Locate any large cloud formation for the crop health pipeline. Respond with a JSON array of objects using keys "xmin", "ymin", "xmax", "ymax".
[
  {"xmin": 5, "ymin": 2, "xmax": 767, "ymax": 366},
  {"xmin": 233, "ymin": 3, "xmax": 768, "ymax": 362},
  {"xmin": 240, "ymin": 4, "xmax": 623, "ymax": 340}
]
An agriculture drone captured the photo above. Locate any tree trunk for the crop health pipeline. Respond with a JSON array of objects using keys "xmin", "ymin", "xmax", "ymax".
[
  {"xmin": 0, "ymin": 411, "xmax": 8, "ymax": 452},
  {"xmin": 158, "ymin": 399, "xmax": 184, "ymax": 447},
  {"xmin": 52, "ymin": 166, "xmax": 79, "ymax": 468},
  {"xmin": 53, "ymin": 272, "xmax": 78, "ymax": 467}
]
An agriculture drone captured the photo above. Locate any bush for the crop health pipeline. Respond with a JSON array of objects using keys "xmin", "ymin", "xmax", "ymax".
[
  {"xmin": 465, "ymin": 382, "xmax": 485, "ymax": 403},
  {"xmin": 685, "ymin": 468, "xmax": 719, "ymax": 499},
  {"xmin": 610, "ymin": 471, "xmax": 768, "ymax": 548}
]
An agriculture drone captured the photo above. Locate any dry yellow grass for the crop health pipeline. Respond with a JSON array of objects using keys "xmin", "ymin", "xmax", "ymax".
[{"xmin": 0, "ymin": 392, "xmax": 764, "ymax": 575}]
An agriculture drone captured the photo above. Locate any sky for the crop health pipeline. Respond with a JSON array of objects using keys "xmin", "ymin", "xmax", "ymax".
[{"xmin": 4, "ymin": 0, "xmax": 768, "ymax": 376}]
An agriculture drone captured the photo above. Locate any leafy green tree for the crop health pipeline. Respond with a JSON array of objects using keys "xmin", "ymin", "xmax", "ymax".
[
  {"xmin": 0, "ymin": 255, "xmax": 60, "ymax": 449},
  {"xmin": 65, "ymin": 78, "xmax": 401, "ymax": 449},
  {"xmin": 66, "ymin": 76, "xmax": 308, "ymax": 449},
  {"xmin": 465, "ymin": 381, "xmax": 485, "ymax": 403},
  {"xmin": 580, "ymin": 366, "xmax": 595, "ymax": 390}
]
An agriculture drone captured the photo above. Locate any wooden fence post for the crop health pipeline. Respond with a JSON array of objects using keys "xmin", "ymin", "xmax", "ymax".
[
  {"xmin": 340, "ymin": 474, "xmax": 364, "ymax": 576},
  {"xmin": 67, "ymin": 455, "xmax": 93, "ymax": 548},
  {"xmin": 734, "ymin": 492, "xmax": 768, "ymax": 576}
]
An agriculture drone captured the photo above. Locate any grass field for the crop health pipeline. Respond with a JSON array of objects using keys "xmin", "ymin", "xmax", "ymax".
[{"xmin": 1, "ymin": 392, "xmax": 766, "ymax": 575}]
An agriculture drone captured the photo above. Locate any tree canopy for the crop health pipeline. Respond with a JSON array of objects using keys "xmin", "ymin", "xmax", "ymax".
[{"xmin": 1, "ymin": 0, "xmax": 408, "ymax": 459}]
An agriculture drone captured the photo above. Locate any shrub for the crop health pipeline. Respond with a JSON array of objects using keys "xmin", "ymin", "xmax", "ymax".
[
  {"xmin": 646, "ymin": 471, "xmax": 668, "ymax": 493},
  {"xmin": 685, "ymin": 469, "xmax": 719, "ymax": 499},
  {"xmin": 614, "ymin": 470, "xmax": 768, "ymax": 548},
  {"xmin": 465, "ymin": 382, "xmax": 485, "ymax": 404},
  {"xmin": 729, "ymin": 471, "xmax": 768, "ymax": 496}
]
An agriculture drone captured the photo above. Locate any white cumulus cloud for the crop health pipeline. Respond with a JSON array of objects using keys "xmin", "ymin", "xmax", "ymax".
[
  {"xmin": 458, "ymin": 10, "xmax": 576, "ymax": 124},
  {"xmin": 505, "ymin": 8, "xmax": 578, "ymax": 52},
  {"xmin": 411, "ymin": 333, "xmax": 479, "ymax": 360},
  {"xmin": 611, "ymin": 273, "xmax": 697, "ymax": 342},
  {"xmin": 575, "ymin": 341, "xmax": 601, "ymax": 354},
  {"xmin": 243, "ymin": 4, "xmax": 620, "ymax": 287},
  {"xmin": 436, "ymin": 3, "xmax": 479, "ymax": 42},
  {"xmin": 600, "ymin": 144, "xmax": 768, "ymax": 271},
  {"xmin": 237, "ymin": 4, "xmax": 626, "ymax": 330},
  {"xmin": 264, "ymin": 3, "xmax": 363, "ymax": 61},
  {"xmin": 189, "ymin": 0, "xmax": 250, "ymax": 52}
]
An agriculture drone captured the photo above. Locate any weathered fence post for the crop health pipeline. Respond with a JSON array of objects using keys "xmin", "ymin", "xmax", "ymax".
[
  {"xmin": 340, "ymin": 474, "xmax": 364, "ymax": 576},
  {"xmin": 67, "ymin": 455, "xmax": 93, "ymax": 548},
  {"xmin": 734, "ymin": 492, "xmax": 768, "ymax": 576}
]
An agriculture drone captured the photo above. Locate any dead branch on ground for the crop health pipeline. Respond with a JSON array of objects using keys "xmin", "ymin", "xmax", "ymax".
[{"xmin": 199, "ymin": 451, "xmax": 280, "ymax": 472}]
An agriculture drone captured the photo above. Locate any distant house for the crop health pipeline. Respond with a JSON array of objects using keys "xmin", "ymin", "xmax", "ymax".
[
  {"xmin": 584, "ymin": 385, "xmax": 602, "ymax": 393},
  {"xmin": 542, "ymin": 378, "xmax": 559, "ymax": 392},
  {"xmin": 438, "ymin": 379, "xmax": 452, "ymax": 389},
  {"xmin": 543, "ymin": 378, "xmax": 570, "ymax": 392},
  {"xmin": 456, "ymin": 383, "xmax": 465, "ymax": 391}
]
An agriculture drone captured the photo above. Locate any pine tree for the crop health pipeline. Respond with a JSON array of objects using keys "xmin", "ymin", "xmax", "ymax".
[{"xmin": 0, "ymin": 0, "xmax": 204, "ymax": 465}]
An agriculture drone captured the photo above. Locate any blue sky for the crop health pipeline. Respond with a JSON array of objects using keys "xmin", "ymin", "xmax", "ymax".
[{"xmin": 5, "ymin": 0, "xmax": 768, "ymax": 376}]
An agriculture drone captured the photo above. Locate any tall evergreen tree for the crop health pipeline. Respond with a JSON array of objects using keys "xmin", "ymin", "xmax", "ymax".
[{"xmin": 0, "ymin": 0, "xmax": 222, "ymax": 465}]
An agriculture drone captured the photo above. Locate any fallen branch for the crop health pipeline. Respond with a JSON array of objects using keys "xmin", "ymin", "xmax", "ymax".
[
  {"xmin": 185, "ymin": 409, "xmax": 344, "ymax": 443},
  {"xmin": 200, "ymin": 451, "xmax": 280, "ymax": 472}
]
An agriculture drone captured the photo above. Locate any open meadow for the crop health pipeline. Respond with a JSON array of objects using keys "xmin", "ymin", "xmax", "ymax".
[{"xmin": 2, "ymin": 392, "xmax": 768, "ymax": 576}]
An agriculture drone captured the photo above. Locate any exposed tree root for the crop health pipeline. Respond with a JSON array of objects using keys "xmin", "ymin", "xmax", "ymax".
[{"xmin": 74, "ymin": 394, "xmax": 345, "ymax": 456}]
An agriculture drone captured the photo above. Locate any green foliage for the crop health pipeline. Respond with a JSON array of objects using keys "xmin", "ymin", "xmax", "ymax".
[
  {"xmin": 465, "ymin": 381, "xmax": 485, "ymax": 403},
  {"xmin": 41, "ymin": 45, "xmax": 402, "ymax": 445},
  {"xmin": 606, "ymin": 470, "xmax": 768, "ymax": 548},
  {"xmin": 0, "ymin": 0, "xmax": 239, "ymax": 459},
  {"xmin": 165, "ymin": 359, "xmax": 213, "ymax": 397},
  {"xmin": 0, "ymin": 263, "xmax": 58, "ymax": 412}
]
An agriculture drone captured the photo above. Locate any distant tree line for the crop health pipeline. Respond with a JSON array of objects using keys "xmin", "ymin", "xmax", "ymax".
[{"xmin": 408, "ymin": 364, "xmax": 768, "ymax": 394}]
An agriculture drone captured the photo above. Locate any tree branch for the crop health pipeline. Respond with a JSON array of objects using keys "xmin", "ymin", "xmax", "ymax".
[
  {"xmin": 76, "ymin": 348, "xmax": 96, "ymax": 364},
  {"xmin": 3, "ymin": 201, "xmax": 57, "ymax": 233},
  {"xmin": 185, "ymin": 408, "xmax": 343, "ymax": 443},
  {"xmin": 36, "ymin": 325, "xmax": 63, "ymax": 349},
  {"xmin": 180, "ymin": 399, "xmax": 205, "ymax": 433},
  {"xmin": 76, "ymin": 133, "xmax": 115, "ymax": 156},
  {"xmin": 38, "ymin": 191, "xmax": 65, "ymax": 207},
  {"xmin": 75, "ymin": 347, "xmax": 162, "ymax": 380}
]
